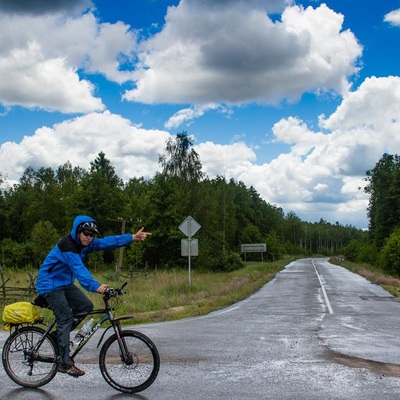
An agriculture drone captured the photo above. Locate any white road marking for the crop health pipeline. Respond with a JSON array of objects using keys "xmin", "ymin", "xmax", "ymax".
[{"xmin": 312, "ymin": 259, "xmax": 333, "ymax": 314}]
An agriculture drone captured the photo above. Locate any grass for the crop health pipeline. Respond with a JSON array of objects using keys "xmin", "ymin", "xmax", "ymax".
[
  {"xmin": 0, "ymin": 259, "xmax": 288, "ymax": 330},
  {"xmin": 329, "ymin": 257, "xmax": 400, "ymax": 297}
]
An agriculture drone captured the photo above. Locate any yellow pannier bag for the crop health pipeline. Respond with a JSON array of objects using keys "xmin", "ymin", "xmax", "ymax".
[{"xmin": 2, "ymin": 301, "xmax": 43, "ymax": 330}]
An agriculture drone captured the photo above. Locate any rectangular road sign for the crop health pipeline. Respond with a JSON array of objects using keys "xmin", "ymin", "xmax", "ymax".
[
  {"xmin": 181, "ymin": 238, "xmax": 199, "ymax": 256},
  {"xmin": 241, "ymin": 243, "xmax": 266, "ymax": 253}
]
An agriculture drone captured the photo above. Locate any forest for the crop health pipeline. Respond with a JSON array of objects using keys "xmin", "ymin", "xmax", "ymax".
[
  {"xmin": 0, "ymin": 132, "xmax": 372, "ymax": 273},
  {"xmin": 344, "ymin": 153, "xmax": 400, "ymax": 275}
]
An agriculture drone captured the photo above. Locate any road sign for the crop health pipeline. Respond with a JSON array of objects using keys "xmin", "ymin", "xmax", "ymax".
[
  {"xmin": 179, "ymin": 216, "xmax": 201, "ymax": 288},
  {"xmin": 241, "ymin": 243, "xmax": 267, "ymax": 262},
  {"xmin": 241, "ymin": 244, "xmax": 266, "ymax": 253},
  {"xmin": 179, "ymin": 216, "xmax": 201, "ymax": 237},
  {"xmin": 181, "ymin": 238, "xmax": 199, "ymax": 256}
]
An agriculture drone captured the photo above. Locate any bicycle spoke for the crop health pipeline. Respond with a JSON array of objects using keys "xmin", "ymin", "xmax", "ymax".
[
  {"xmin": 2, "ymin": 327, "xmax": 57, "ymax": 388},
  {"xmin": 99, "ymin": 330, "xmax": 159, "ymax": 393}
]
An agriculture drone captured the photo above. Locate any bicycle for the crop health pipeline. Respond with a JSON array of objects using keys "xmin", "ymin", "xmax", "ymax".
[{"xmin": 1, "ymin": 282, "xmax": 160, "ymax": 394}]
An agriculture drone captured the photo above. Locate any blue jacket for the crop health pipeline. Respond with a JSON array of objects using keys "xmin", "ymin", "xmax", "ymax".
[{"xmin": 36, "ymin": 215, "xmax": 133, "ymax": 295}]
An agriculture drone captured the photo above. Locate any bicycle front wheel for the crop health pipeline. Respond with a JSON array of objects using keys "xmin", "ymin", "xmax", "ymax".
[
  {"xmin": 99, "ymin": 330, "xmax": 160, "ymax": 393},
  {"xmin": 2, "ymin": 326, "xmax": 58, "ymax": 388}
]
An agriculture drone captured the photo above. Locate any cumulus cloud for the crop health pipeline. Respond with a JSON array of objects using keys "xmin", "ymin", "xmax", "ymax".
[
  {"xmin": 0, "ymin": 7, "xmax": 136, "ymax": 112},
  {"xmin": 0, "ymin": 1, "xmax": 362, "ymax": 116},
  {"xmin": 196, "ymin": 141, "xmax": 257, "ymax": 178},
  {"xmin": 0, "ymin": 111, "xmax": 170, "ymax": 182},
  {"xmin": 384, "ymin": 9, "xmax": 400, "ymax": 26},
  {"xmin": 0, "ymin": 42, "xmax": 104, "ymax": 113},
  {"xmin": 0, "ymin": 0, "xmax": 92, "ymax": 16},
  {"xmin": 124, "ymin": 1, "xmax": 362, "ymax": 106},
  {"xmin": 192, "ymin": 0, "xmax": 288, "ymax": 14},
  {"xmin": 320, "ymin": 76, "xmax": 400, "ymax": 144}
]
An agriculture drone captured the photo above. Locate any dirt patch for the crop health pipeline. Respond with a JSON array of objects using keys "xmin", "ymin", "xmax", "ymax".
[{"xmin": 325, "ymin": 349, "xmax": 400, "ymax": 377}]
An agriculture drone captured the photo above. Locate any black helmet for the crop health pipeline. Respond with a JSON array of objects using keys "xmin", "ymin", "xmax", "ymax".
[{"xmin": 77, "ymin": 221, "xmax": 99, "ymax": 234}]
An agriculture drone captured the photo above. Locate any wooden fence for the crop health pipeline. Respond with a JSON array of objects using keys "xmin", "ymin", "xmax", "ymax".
[
  {"xmin": 0, "ymin": 262, "xmax": 149, "ymax": 305},
  {"xmin": 120, "ymin": 262, "xmax": 149, "ymax": 280},
  {"xmin": 0, "ymin": 267, "xmax": 37, "ymax": 304}
]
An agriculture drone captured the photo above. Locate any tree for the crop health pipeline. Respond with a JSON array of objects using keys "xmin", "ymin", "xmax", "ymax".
[
  {"xmin": 284, "ymin": 211, "xmax": 303, "ymax": 248},
  {"xmin": 145, "ymin": 173, "xmax": 183, "ymax": 267},
  {"xmin": 0, "ymin": 147, "xmax": 367, "ymax": 270},
  {"xmin": 2, "ymin": 167, "xmax": 64, "ymax": 241},
  {"xmin": 364, "ymin": 153, "xmax": 400, "ymax": 247},
  {"xmin": 241, "ymin": 224, "xmax": 262, "ymax": 244},
  {"xmin": 76, "ymin": 152, "xmax": 125, "ymax": 232},
  {"xmin": 30, "ymin": 221, "xmax": 60, "ymax": 267},
  {"xmin": 158, "ymin": 131, "xmax": 204, "ymax": 182},
  {"xmin": 56, "ymin": 161, "xmax": 86, "ymax": 229},
  {"xmin": 265, "ymin": 230, "xmax": 283, "ymax": 261}
]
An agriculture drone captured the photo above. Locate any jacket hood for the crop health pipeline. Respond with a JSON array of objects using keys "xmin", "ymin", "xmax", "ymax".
[{"xmin": 71, "ymin": 215, "xmax": 98, "ymax": 241}]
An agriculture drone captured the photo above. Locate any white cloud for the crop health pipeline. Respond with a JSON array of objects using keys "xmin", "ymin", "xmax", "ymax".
[
  {"xmin": 0, "ymin": 42, "xmax": 104, "ymax": 113},
  {"xmin": 124, "ymin": 2, "xmax": 362, "ymax": 106},
  {"xmin": 164, "ymin": 104, "xmax": 221, "ymax": 129},
  {"xmin": 196, "ymin": 141, "xmax": 257, "ymax": 178},
  {"xmin": 0, "ymin": 9, "xmax": 136, "ymax": 112},
  {"xmin": 321, "ymin": 76, "xmax": 400, "ymax": 137},
  {"xmin": 0, "ymin": 111, "xmax": 170, "ymax": 182},
  {"xmin": 384, "ymin": 9, "xmax": 400, "ymax": 27},
  {"xmin": 83, "ymin": 20, "xmax": 138, "ymax": 84}
]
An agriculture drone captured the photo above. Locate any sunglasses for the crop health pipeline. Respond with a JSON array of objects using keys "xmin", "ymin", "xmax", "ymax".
[{"xmin": 81, "ymin": 230, "xmax": 95, "ymax": 237}]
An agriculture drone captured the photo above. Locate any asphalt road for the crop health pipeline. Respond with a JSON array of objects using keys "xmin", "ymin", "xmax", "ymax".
[{"xmin": 1, "ymin": 258, "xmax": 400, "ymax": 400}]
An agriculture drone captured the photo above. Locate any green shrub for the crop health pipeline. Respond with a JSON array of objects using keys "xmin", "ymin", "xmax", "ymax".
[
  {"xmin": 342, "ymin": 239, "xmax": 361, "ymax": 262},
  {"xmin": 357, "ymin": 243, "xmax": 379, "ymax": 265},
  {"xmin": 219, "ymin": 251, "xmax": 243, "ymax": 272},
  {"xmin": 379, "ymin": 229, "xmax": 400, "ymax": 275},
  {"xmin": 0, "ymin": 239, "xmax": 35, "ymax": 268}
]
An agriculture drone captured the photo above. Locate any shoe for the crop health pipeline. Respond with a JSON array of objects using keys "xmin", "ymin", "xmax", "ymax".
[{"xmin": 57, "ymin": 363, "xmax": 85, "ymax": 377}]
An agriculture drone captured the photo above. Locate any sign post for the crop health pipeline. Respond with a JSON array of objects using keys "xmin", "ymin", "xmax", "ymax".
[
  {"xmin": 179, "ymin": 216, "xmax": 201, "ymax": 287},
  {"xmin": 241, "ymin": 243, "xmax": 267, "ymax": 261}
]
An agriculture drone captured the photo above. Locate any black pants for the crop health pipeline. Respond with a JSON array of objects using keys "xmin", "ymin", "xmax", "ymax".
[{"xmin": 45, "ymin": 284, "xmax": 93, "ymax": 366}]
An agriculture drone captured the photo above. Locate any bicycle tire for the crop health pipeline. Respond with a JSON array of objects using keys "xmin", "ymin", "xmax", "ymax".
[
  {"xmin": 2, "ymin": 326, "xmax": 58, "ymax": 388},
  {"xmin": 99, "ymin": 330, "xmax": 160, "ymax": 393}
]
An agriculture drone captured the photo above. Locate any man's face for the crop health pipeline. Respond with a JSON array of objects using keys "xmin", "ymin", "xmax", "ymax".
[{"xmin": 79, "ymin": 230, "xmax": 95, "ymax": 246}]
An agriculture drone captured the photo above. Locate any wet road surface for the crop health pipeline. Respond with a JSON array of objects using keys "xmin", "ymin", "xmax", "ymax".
[{"xmin": 1, "ymin": 258, "xmax": 400, "ymax": 399}]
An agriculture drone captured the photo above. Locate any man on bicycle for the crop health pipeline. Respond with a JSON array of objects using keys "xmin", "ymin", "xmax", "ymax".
[{"xmin": 35, "ymin": 215, "xmax": 150, "ymax": 377}]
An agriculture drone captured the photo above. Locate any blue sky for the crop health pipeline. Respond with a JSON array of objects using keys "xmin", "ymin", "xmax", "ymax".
[{"xmin": 1, "ymin": 0, "xmax": 400, "ymax": 230}]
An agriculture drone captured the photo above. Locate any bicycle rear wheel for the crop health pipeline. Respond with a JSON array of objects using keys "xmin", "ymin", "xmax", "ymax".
[
  {"xmin": 2, "ymin": 326, "xmax": 58, "ymax": 388},
  {"xmin": 99, "ymin": 330, "xmax": 160, "ymax": 393}
]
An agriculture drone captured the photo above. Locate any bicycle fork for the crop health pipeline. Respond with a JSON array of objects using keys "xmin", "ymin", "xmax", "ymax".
[{"xmin": 107, "ymin": 316, "xmax": 136, "ymax": 366}]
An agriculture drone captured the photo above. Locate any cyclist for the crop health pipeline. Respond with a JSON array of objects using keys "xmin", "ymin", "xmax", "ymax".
[{"xmin": 35, "ymin": 215, "xmax": 151, "ymax": 377}]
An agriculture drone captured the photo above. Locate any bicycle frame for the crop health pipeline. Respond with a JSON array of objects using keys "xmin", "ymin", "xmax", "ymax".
[
  {"xmin": 24, "ymin": 284, "xmax": 134, "ymax": 363},
  {"xmin": 70, "ymin": 307, "xmax": 134, "ymax": 360}
]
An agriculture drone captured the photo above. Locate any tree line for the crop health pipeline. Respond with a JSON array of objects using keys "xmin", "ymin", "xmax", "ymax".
[
  {"xmin": 0, "ymin": 132, "xmax": 366, "ymax": 272},
  {"xmin": 343, "ymin": 153, "xmax": 400, "ymax": 275}
]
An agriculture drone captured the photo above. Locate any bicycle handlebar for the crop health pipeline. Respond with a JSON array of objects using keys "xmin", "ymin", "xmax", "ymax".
[{"xmin": 103, "ymin": 282, "xmax": 128, "ymax": 299}]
